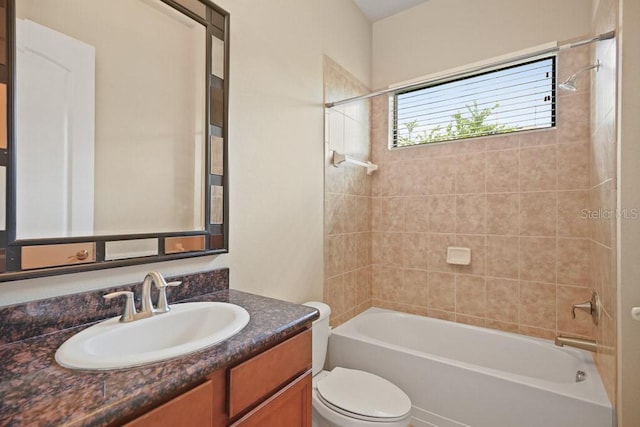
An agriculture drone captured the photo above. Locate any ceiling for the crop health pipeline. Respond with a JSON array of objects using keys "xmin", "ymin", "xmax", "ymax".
[{"xmin": 352, "ymin": 0, "xmax": 428, "ymax": 22}]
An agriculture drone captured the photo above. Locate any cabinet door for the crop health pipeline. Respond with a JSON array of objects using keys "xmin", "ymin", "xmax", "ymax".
[
  {"xmin": 124, "ymin": 380, "xmax": 213, "ymax": 427},
  {"xmin": 228, "ymin": 329, "xmax": 311, "ymax": 418},
  {"xmin": 231, "ymin": 372, "xmax": 312, "ymax": 427}
]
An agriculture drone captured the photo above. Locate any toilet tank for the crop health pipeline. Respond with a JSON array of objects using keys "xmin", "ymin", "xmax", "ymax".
[{"xmin": 303, "ymin": 301, "xmax": 331, "ymax": 376}]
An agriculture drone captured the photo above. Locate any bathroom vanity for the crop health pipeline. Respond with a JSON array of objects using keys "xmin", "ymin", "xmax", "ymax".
[
  {"xmin": 0, "ymin": 269, "xmax": 318, "ymax": 426},
  {"xmin": 127, "ymin": 330, "xmax": 312, "ymax": 427}
]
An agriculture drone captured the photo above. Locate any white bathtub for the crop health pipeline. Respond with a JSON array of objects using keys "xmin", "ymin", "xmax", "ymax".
[{"xmin": 327, "ymin": 308, "xmax": 613, "ymax": 427}]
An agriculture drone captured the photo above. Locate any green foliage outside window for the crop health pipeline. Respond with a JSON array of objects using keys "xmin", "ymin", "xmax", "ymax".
[{"xmin": 396, "ymin": 101, "xmax": 517, "ymax": 147}]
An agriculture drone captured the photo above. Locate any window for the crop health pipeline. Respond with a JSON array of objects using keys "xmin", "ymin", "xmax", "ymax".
[{"xmin": 391, "ymin": 56, "xmax": 556, "ymax": 147}]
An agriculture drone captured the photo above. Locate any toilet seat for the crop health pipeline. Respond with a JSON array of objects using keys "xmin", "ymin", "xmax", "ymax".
[{"xmin": 315, "ymin": 367, "xmax": 411, "ymax": 422}]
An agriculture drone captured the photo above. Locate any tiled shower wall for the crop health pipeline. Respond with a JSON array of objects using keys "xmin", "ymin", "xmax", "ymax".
[
  {"xmin": 590, "ymin": 0, "xmax": 618, "ymax": 406},
  {"xmin": 368, "ymin": 46, "xmax": 597, "ymax": 341},
  {"xmin": 324, "ymin": 56, "xmax": 373, "ymax": 326}
]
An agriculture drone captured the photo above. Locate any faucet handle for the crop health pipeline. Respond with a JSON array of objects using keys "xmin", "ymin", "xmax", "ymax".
[
  {"xmin": 104, "ymin": 291, "xmax": 136, "ymax": 323},
  {"xmin": 571, "ymin": 301, "xmax": 593, "ymax": 319},
  {"xmin": 154, "ymin": 280, "xmax": 182, "ymax": 314},
  {"xmin": 570, "ymin": 291, "xmax": 600, "ymax": 325}
]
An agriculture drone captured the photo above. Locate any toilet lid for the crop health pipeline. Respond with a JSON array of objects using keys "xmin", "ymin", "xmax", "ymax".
[{"xmin": 316, "ymin": 367, "xmax": 411, "ymax": 420}]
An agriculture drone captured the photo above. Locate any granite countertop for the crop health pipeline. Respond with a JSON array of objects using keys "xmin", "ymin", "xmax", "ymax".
[{"xmin": 0, "ymin": 289, "xmax": 318, "ymax": 426}]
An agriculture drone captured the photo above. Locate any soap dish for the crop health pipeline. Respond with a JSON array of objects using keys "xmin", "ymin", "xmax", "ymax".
[{"xmin": 446, "ymin": 247, "xmax": 471, "ymax": 265}]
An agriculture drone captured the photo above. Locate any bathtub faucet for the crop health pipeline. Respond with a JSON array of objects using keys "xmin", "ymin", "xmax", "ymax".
[{"xmin": 554, "ymin": 335, "xmax": 597, "ymax": 352}]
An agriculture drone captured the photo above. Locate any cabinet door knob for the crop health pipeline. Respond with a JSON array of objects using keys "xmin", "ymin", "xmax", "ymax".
[{"xmin": 632, "ymin": 307, "xmax": 640, "ymax": 321}]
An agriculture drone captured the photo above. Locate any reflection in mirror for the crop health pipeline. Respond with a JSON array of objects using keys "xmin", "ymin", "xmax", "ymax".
[
  {"xmin": 0, "ymin": 84, "xmax": 6, "ymax": 149},
  {"xmin": 0, "ymin": 166, "xmax": 5, "ymax": 230},
  {"xmin": 15, "ymin": 0, "xmax": 206, "ymax": 239},
  {"xmin": 211, "ymin": 136, "xmax": 224, "ymax": 175},
  {"xmin": 210, "ymin": 186, "xmax": 223, "ymax": 225},
  {"xmin": 211, "ymin": 35, "xmax": 225, "ymax": 79},
  {"xmin": 166, "ymin": 235, "xmax": 206, "ymax": 254},
  {"xmin": 22, "ymin": 243, "xmax": 96, "ymax": 270},
  {"xmin": 105, "ymin": 239, "xmax": 158, "ymax": 261}
]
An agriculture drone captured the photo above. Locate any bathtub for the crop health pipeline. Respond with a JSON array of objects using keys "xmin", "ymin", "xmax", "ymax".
[{"xmin": 327, "ymin": 308, "xmax": 613, "ymax": 427}]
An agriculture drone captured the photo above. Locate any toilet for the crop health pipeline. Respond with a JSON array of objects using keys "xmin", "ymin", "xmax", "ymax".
[{"xmin": 304, "ymin": 302, "xmax": 412, "ymax": 427}]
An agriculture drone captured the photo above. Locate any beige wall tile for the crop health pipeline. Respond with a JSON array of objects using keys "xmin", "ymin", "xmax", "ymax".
[
  {"xmin": 557, "ymin": 238, "xmax": 590, "ymax": 286},
  {"xmin": 428, "ymin": 195, "xmax": 457, "ymax": 233},
  {"xmin": 485, "ymin": 133, "xmax": 519, "ymax": 151},
  {"xmin": 427, "ymin": 156, "xmax": 456, "ymax": 194},
  {"xmin": 456, "ymin": 314, "xmax": 486, "ymax": 327},
  {"xmin": 557, "ymin": 190, "xmax": 589, "ymax": 238},
  {"xmin": 485, "ymin": 319, "xmax": 519, "ymax": 333},
  {"xmin": 371, "ymin": 232, "xmax": 403, "ymax": 266},
  {"xmin": 557, "ymin": 142, "xmax": 589, "ymax": 190},
  {"xmin": 379, "ymin": 197, "xmax": 404, "ymax": 231},
  {"xmin": 520, "ymin": 145, "xmax": 557, "ymax": 191},
  {"xmin": 486, "ymin": 149, "xmax": 519, "ymax": 193},
  {"xmin": 372, "ymin": 161, "xmax": 402, "ymax": 197},
  {"xmin": 344, "ymin": 195, "xmax": 359, "ymax": 233},
  {"xmin": 519, "ymin": 129, "xmax": 557, "ymax": 148},
  {"xmin": 519, "ymin": 281, "xmax": 556, "ymax": 330},
  {"xmin": 456, "ymin": 274, "xmax": 486, "ymax": 317},
  {"xmin": 325, "ymin": 275, "xmax": 345, "ymax": 318},
  {"xmin": 404, "ymin": 196, "xmax": 430, "ymax": 232},
  {"xmin": 372, "ymin": 265, "xmax": 403, "ymax": 302},
  {"xmin": 427, "ymin": 308, "xmax": 456, "ymax": 322},
  {"xmin": 356, "ymin": 196, "xmax": 372, "ymax": 232},
  {"xmin": 344, "ymin": 233, "xmax": 358, "ymax": 272},
  {"xmin": 343, "ymin": 271, "xmax": 358, "ymax": 311},
  {"xmin": 456, "ymin": 234, "xmax": 486, "ymax": 276},
  {"xmin": 355, "ymin": 267, "xmax": 372, "ymax": 306},
  {"xmin": 518, "ymin": 325, "xmax": 556, "ymax": 340},
  {"xmin": 356, "ymin": 232, "xmax": 372, "ymax": 269},
  {"xmin": 519, "ymin": 237, "xmax": 556, "ymax": 283},
  {"xmin": 428, "ymin": 272, "xmax": 455, "ymax": 311},
  {"xmin": 326, "ymin": 235, "xmax": 345, "ymax": 278},
  {"xmin": 455, "ymin": 152, "xmax": 486, "ymax": 194},
  {"xmin": 519, "ymin": 192, "xmax": 557, "ymax": 237},
  {"xmin": 486, "ymin": 277, "xmax": 519, "ymax": 323},
  {"xmin": 456, "ymin": 194, "xmax": 487, "ymax": 234},
  {"xmin": 487, "ymin": 193, "xmax": 519, "ymax": 235},
  {"xmin": 486, "ymin": 235, "xmax": 520, "ymax": 279},
  {"xmin": 427, "ymin": 233, "xmax": 456, "ymax": 273},
  {"xmin": 556, "ymin": 92, "xmax": 590, "ymax": 143},
  {"xmin": 402, "ymin": 233, "xmax": 429, "ymax": 270},
  {"xmin": 401, "ymin": 159, "xmax": 429, "ymax": 195},
  {"xmin": 402, "ymin": 268, "xmax": 429, "ymax": 307},
  {"xmin": 326, "ymin": 193, "xmax": 345, "ymax": 235}
]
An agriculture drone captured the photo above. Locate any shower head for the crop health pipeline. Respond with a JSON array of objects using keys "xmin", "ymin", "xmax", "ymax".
[{"xmin": 559, "ymin": 60, "xmax": 601, "ymax": 92}]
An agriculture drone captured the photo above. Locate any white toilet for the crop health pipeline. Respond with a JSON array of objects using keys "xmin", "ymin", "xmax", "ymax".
[{"xmin": 304, "ymin": 302, "xmax": 412, "ymax": 427}]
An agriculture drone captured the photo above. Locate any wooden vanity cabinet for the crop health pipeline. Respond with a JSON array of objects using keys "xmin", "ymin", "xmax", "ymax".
[{"xmin": 125, "ymin": 328, "xmax": 312, "ymax": 427}]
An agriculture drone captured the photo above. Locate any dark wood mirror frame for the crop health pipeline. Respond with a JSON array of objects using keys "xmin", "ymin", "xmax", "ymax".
[{"xmin": 0, "ymin": 0, "xmax": 229, "ymax": 281}]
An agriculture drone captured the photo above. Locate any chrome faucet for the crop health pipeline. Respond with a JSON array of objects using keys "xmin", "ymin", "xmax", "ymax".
[
  {"xmin": 104, "ymin": 271, "xmax": 182, "ymax": 322},
  {"xmin": 554, "ymin": 335, "xmax": 597, "ymax": 352}
]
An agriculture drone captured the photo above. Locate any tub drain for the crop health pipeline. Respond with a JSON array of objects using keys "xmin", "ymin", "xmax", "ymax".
[{"xmin": 576, "ymin": 370, "xmax": 586, "ymax": 382}]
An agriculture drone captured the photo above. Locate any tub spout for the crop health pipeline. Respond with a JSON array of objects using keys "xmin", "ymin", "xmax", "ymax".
[{"xmin": 554, "ymin": 335, "xmax": 597, "ymax": 352}]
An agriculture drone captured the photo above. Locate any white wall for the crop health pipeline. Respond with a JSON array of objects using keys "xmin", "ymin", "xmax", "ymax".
[
  {"xmin": 372, "ymin": 0, "xmax": 593, "ymax": 89},
  {"xmin": 0, "ymin": 0, "xmax": 371, "ymax": 306}
]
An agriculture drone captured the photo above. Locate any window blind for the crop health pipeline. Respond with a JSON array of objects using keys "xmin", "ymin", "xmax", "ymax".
[{"xmin": 392, "ymin": 56, "xmax": 556, "ymax": 147}]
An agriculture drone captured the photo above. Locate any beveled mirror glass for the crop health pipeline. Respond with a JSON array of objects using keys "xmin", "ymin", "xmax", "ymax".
[
  {"xmin": 15, "ymin": 0, "xmax": 206, "ymax": 238},
  {"xmin": 0, "ymin": 0, "xmax": 229, "ymax": 280}
]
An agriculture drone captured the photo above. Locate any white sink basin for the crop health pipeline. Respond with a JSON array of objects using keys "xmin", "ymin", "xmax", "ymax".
[{"xmin": 55, "ymin": 302, "xmax": 250, "ymax": 370}]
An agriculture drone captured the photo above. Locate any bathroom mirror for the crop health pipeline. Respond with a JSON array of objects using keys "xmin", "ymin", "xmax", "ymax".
[{"xmin": 0, "ymin": 0, "xmax": 229, "ymax": 280}]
